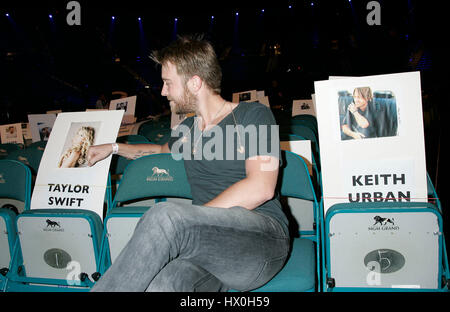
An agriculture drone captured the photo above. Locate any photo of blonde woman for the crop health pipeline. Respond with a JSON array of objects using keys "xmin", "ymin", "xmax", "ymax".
[{"xmin": 58, "ymin": 126, "xmax": 95, "ymax": 168}]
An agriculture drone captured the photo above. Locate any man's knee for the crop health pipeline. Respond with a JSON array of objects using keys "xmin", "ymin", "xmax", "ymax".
[
  {"xmin": 140, "ymin": 202, "xmax": 185, "ymax": 225},
  {"xmin": 146, "ymin": 259, "xmax": 225, "ymax": 292}
]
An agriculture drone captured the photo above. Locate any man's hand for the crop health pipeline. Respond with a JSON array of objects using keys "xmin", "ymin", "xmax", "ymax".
[
  {"xmin": 351, "ymin": 131, "xmax": 366, "ymax": 139},
  {"xmin": 87, "ymin": 144, "xmax": 113, "ymax": 167},
  {"xmin": 348, "ymin": 103, "xmax": 357, "ymax": 114}
]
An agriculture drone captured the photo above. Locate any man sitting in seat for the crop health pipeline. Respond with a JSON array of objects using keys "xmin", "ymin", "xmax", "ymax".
[{"xmin": 87, "ymin": 35, "xmax": 289, "ymax": 292}]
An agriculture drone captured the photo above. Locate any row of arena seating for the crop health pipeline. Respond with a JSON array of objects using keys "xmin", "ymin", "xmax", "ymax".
[{"xmin": 0, "ymin": 113, "xmax": 449, "ymax": 292}]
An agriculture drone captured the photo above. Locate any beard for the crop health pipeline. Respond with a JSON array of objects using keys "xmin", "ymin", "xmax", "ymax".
[{"xmin": 171, "ymin": 87, "xmax": 198, "ymax": 115}]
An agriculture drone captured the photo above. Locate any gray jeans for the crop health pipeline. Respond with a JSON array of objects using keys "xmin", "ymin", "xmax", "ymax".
[{"xmin": 91, "ymin": 201, "xmax": 290, "ymax": 292}]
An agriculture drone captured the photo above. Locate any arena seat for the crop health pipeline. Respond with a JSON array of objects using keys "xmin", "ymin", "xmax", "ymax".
[
  {"xmin": 290, "ymin": 114, "xmax": 318, "ymax": 136},
  {"xmin": 7, "ymin": 208, "xmax": 104, "ymax": 291},
  {"xmin": 99, "ymin": 151, "xmax": 321, "ymax": 291},
  {"xmin": 6, "ymin": 147, "xmax": 44, "ymax": 176},
  {"xmin": 0, "ymin": 160, "xmax": 31, "ymax": 291},
  {"xmin": 99, "ymin": 153, "xmax": 192, "ymax": 273},
  {"xmin": 246, "ymin": 150, "xmax": 321, "ymax": 292},
  {"xmin": 0, "ymin": 143, "xmax": 22, "ymax": 160},
  {"xmin": 0, "ymin": 159, "xmax": 32, "ymax": 214},
  {"xmin": 0, "ymin": 208, "xmax": 20, "ymax": 291}
]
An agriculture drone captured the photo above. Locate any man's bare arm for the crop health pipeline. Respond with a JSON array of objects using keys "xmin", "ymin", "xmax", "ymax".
[
  {"xmin": 204, "ymin": 155, "xmax": 279, "ymax": 210},
  {"xmin": 87, "ymin": 142, "xmax": 170, "ymax": 166}
]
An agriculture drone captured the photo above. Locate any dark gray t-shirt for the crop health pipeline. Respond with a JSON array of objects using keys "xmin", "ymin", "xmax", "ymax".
[
  {"xmin": 168, "ymin": 102, "xmax": 288, "ymax": 234},
  {"xmin": 342, "ymin": 102, "xmax": 377, "ymax": 139}
]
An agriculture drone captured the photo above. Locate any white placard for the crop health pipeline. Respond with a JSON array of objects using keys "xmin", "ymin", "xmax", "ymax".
[
  {"xmin": 232, "ymin": 90, "xmax": 257, "ymax": 103},
  {"xmin": 86, "ymin": 109, "xmax": 108, "ymax": 112},
  {"xmin": 232, "ymin": 90, "xmax": 269, "ymax": 108},
  {"xmin": 292, "ymin": 99, "xmax": 316, "ymax": 117},
  {"xmin": 46, "ymin": 110, "xmax": 62, "ymax": 115},
  {"xmin": 28, "ymin": 114, "xmax": 57, "ymax": 143},
  {"xmin": 21, "ymin": 123, "xmax": 32, "ymax": 140},
  {"xmin": 117, "ymin": 124, "xmax": 134, "ymax": 137},
  {"xmin": 257, "ymin": 95, "xmax": 270, "ymax": 108},
  {"xmin": 109, "ymin": 95, "xmax": 137, "ymax": 117},
  {"xmin": 0, "ymin": 123, "xmax": 24, "ymax": 144},
  {"xmin": 30, "ymin": 110, "xmax": 124, "ymax": 220},
  {"xmin": 314, "ymin": 72, "xmax": 427, "ymax": 214}
]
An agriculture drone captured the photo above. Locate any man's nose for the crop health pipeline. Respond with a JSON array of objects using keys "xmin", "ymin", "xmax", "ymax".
[{"xmin": 161, "ymin": 86, "xmax": 168, "ymax": 97}]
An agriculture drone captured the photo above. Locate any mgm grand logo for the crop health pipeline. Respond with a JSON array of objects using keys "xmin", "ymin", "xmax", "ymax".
[
  {"xmin": 368, "ymin": 216, "xmax": 399, "ymax": 231},
  {"xmin": 43, "ymin": 219, "xmax": 64, "ymax": 232},
  {"xmin": 146, "ymin": 167, "xmax": 173, "ymax": 182}
]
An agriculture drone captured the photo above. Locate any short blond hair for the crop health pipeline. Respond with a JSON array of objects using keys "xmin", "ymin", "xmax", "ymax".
[{"xmin": 150, "ymin": 35, "xmax": 222, "ymax": 95}]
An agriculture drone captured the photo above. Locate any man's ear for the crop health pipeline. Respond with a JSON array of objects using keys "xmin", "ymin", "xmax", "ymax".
[{"xmin": 187, "ymin": 75, "xmax": 202, "ymax": 93}]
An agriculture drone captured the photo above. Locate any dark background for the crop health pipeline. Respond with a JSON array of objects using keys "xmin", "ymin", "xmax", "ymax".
[{"xmin": 1, "ymin": 0, "xmax": 448, "ymax": 237}]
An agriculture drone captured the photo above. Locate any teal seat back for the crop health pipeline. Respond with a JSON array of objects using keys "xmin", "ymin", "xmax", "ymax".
[
  {"xmin": 0, "ymin": 143, "xmax": 21, "ymax": 159},
  {"xmin": 291, "ymin": 114, "xmax": 318, "ymax": 134},
  {"xmin": 289, "ymin": 124, "xmax": 318, "ymax": 146},
  {"xmin": 6, "ymin": 148, "xmax": 44, "ymax": 175},
  {"xmin": 0, "ymin": 207, "xmax": 18, "ymax": 270},
  {"xmin": 116, "ymin": 135, "xmax": 149, "ymax": 144},
  {"xmin": 145, "ymin": 128, "xmax": 172, "ymax": 144},
  {"xmin": 247, "ymin": 151, "xmax": 320, "ymax": 292},
  {"xmin": 137, "ymin": 120, "xmax": 158, "ymax": 135},
  {"xmin": 138, "ymin": 119, "xmax": 170, "ymax": 138},
  {"xmin": 279, "ymin": 134, "xmax": 321, "ymax": 195},
  {"xmin": 110, "ymin": 155, "xmax": 133, "ymax": 176},
  {"xmin": 279, "ymin": 150, "xmax": 317, "ymax": 202},
  {"xmin": 110, "ymin": 139, "xmax": 150, "ymax": 176},
  {"xmin": 0, "ymin": 160, "xmax": 32, "ymax": 210},
  {"xmin": 26, "ymin": 141, "xmax": 47, "ymax": 151},
  {"xmin": 283, "ymin": 124, "xmax": 320, "ymax": 167},
  {"xmin": 112, "ymin": 153, "xmax": 192, "ymax": 207}
]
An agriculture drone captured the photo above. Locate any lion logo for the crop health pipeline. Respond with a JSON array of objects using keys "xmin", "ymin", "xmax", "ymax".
[
  {"xmin": 46, "ymin": 219, "xmax": 60, "ymax": 228},
  {"xmin": 151, "ymin": 167, "xmax": 170, "ymax": 177}
]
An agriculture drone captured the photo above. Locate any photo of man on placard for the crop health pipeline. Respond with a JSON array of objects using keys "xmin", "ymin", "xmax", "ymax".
[
  {"xmin": 6, "ymin": 125, "xmax": 17, "ymax": 139},
  {"xmin": 116, "ymin": 101, "xmax": 128, "ymax": 112},
  {"xmin": 239, "ymin": 92, "xmax": 251, "ymax": 102},
  {"xmin": 38, "ymin": 123, "xmax": 52, "ymax": 141},
  {"xmin": 339, "ymin": 87, "xmax": 398, "ymax": 140}
]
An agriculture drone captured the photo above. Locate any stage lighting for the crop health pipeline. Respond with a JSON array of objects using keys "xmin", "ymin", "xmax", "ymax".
[
  {"xmin": 112, "ymin": 16, "xmax": 115, "ymax": 20},
  {"xmin": 138, "ymin": 17, "xmax": 141, "ymax": 21},
  {"xmin": 6, "ymin": 13, "xmax": 10, "ymax": 17},
  {"xmin": 175, "ymin": 17, "xmax": 178, "ymax": 22},
  {"xmin": 49, "ymin": 14, "xmax": 53, "ymax": 19}
]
